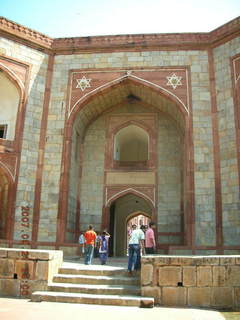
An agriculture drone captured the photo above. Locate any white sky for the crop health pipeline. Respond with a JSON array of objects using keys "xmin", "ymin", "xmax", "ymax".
[{"xmin": 0, "ymin": 0, "xmax": 239, "ymax": 38}]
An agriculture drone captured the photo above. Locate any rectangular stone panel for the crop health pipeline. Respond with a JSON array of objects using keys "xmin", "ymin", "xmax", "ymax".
[
  {"xmin": 0, "ymin": 259, "xmax": 14, "ymax": 278},
  {"xmin": 197, "ymin": 266, "xmax": 212, "ymax": 286},
  {"xmin": 0, "ymin": 279, "xmax": 21, "ymax": 297},
  {"xmin": 159, "ymin": 266, "xmax": 182, "ymax": 286},
  {"xmin": 162, "ymin": 287, "xmax": 187, "ymax": 306},
  {"xmin": 211, "ymin": 287, "xmax": 234, "ymax": 308},
  {"xmin": 183, "ymin": 266, "xmax": 196, "ymax": 287},
  {"xmin": 188, "ymin": 287, "xmax": 211, "ymax": 307},
  {"xmin": 106, "ymin": 172, "xmax": 155, "ymax": 185},
  {"xmin": 15, "ymin": 261, "xmax": 35, "ymax": 280}
]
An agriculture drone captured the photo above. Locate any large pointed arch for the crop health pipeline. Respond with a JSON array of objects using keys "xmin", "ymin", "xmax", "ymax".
[{"xmin": 57, "ymin": 75, "xmax": 195, "ymax": 249}]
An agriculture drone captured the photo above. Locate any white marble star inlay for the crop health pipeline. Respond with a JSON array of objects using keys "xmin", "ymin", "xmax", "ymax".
[
  {"xmin": 166, "ymin": 73, "xmax": 182, "ymax": 90},
  {"xmin": 76, "ymin": 76, "xmax": 92, "ymax": 91}
]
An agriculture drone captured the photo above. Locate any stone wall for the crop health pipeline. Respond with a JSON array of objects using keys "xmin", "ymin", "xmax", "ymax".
[
  {"xmin": 141, "ymin": 255, "xmax": 240, "ymax": 309},
  {"xmin": 0, "ymin": 38, "xmax": 48, "ymax": 242},
  {"xmin": 79, "ymin": 116, "xmax": 106, "ymax": 232},
  {"xmin": 157, "ymin": 114, "xmax": 183, "ymax": 245},
  {"xmin": 0, "ymin": 248, "xmax": 63, "ymax": 298},
  {"xmin": 213, "ymin": 37, "xmax": 240, "ymax": 247}
]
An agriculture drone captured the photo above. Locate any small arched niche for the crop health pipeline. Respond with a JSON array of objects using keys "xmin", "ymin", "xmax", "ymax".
[
  {"xmin": 0, "ymin": 71, "xmax": 20, "ymax": 141},
  {"xmin": 114, "ymin": 125, "xmax": 149, "ymax": 165}
]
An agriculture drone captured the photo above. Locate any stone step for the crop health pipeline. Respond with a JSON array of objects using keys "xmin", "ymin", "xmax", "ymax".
[
  {"xmin": 47, "ymin": 282, "xmax": 141, "ymax": 295},
  {"xmin": 53, "ymin": 274, "xmax": 139, "ymax": 285},
  {"xmin": 59, "ymin": 267, "xmax": 127, "ymax": 276},
  {"xmin": 31, "ymin": 291, "xmax": 154, "ymax": 307}
]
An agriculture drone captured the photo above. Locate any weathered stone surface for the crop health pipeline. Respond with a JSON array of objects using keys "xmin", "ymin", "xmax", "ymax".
[
  {"xmin": 141, "ymin": 264, "xmax": 153, "ymax": 285},
  {"xmin": 224, "ymin": 266, "xmax": 240, "ymax": 286},
  {"xmin": 0, "ymin": 249, "xmax": 7, "ymax": 258},
  {"xmin": 234, "ymin": 287, "xmax": 240, "ymax": 308},
  {"xmin": 197, "ymin": 266, "xmax": 212, "ymax": 286},
  {"xmin": 162, "ymin": 287, "xmax": 187, "ymax": 306},
  {"xmin": 188, "ymin": 287, "xmax": 211, "ymax": 307},
  {"xmin": 159, "ymin": 266, "xmax": 182, "ymax": 286},
  {"xmin": 0, "ymin": 279, "xmax": 20, "ymax": 296},
  {"xmin": 0, "ymin": 258, "xmax": 14, "ymax": 278},
  {"xmin": 213, "ymin": 266, "xmax": 227, "ymax": 286},
  {"xmin": 15, "ymin": 260, "xmax": 35, "ymax": 280},
  {"xmin": 183, "ymin": 266, "xmax": 196, "ymax": 287},
  {"xmin": 141, "ymin": 286, "xmax": 161, "ymax": 304},
  {"xmin": 35, "ymin": 261, "xmax": 49, "ymax": 280},
  {"xmin": 211, "ymin": 287, "xmax": 234, "ymax": 308}
]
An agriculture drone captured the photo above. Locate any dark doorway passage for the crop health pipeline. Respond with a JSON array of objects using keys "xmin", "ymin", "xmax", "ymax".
[{"xmin": 108, "ymin": 193, "xmax": 152, "ymax": 256}]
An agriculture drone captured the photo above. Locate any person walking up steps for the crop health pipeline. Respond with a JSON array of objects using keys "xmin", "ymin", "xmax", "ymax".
[
  {"xmin": 84, "ymin": 225, "xmax": 97, "ymax": 265},
  {"xmin": 127, "ymin": 224, "xmax": 145, "ymax": 275}
]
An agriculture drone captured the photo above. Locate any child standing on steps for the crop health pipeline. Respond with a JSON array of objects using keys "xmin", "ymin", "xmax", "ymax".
[{"xmin": 99, "ymin": 230, "xmax": 110, "ymax": 265}]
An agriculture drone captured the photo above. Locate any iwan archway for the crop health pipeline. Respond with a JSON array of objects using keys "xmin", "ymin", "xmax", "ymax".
[{"xmin": 57, "ymin": 70, "xmax": 194, "ymax": 254}]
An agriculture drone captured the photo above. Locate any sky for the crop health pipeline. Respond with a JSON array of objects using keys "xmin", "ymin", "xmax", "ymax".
[{"xmin": 0, "ymin": 0, "xmax": 239, "ymax": 38}]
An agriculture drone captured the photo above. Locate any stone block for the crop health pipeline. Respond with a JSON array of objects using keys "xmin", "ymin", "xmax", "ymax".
[
  {"xmin": 225, "ymin": 266, "xmax": 240, "ymax": 286},
  {"xmin": 183, "ymin": 266, "xmax": 196, "ymax": 286},
  {"xmin": 234, "ymin": 288, "xmax": 240, "ymax": 308},
  {"xmin": 0, "ymin": 249, "xmax": 7, "ymax": 258},
  {"xmin": 15, "ymin": 260, "xmax": 35, "ymax": 280},
  {"xmin": 197, "ymin": 266, "xmax": 212, "ymax": 286},
  {"xmin": 141, "ymin": 264, "xmax": 153, "ymax": 285},
  {"xmin": 211, "ymin": 287, "xmax": 233, "ymax": 309},
  {"xmin": 169, "ymin": 257, "xmax": 194, "ymax": 266},
  {"xmin": 7, "ymin": 250, "xmax": 22, "ymax": 259},
  {"xmin": 200, "ymin": 257, "xmax": 219, "ymax": 265},
  {"xmin": 155, "ymin": 257, "xmax": 170, "ymax": 265},
  {"xmin": 219, "ymin": 257, "xmax": 236, "ymax": 265},
  {"xmin": 35, "ymin": 261, "xmax": 49, "ymax": 280},
  {"xmin": 162, "ymin": 287, "xmax": 187, "ymax": 306},
  {"xmin": 0, "ymin": 258, "xmax": 14, "ymax": 278},
  {"xmin": 141, "ymin": 286, "xmax": 161, "ymax": 304},
  {"xmin": 159, "ymin": 266, "xmax": 182, "ymax": 286},
  {"xmin": 0, "ymin": 279, "xmax": 21, "ymax": 297},
  {"xmin": 28, "ymin": 250, "xmax": 51, "ymax": 260},
  {"xmin": 188, "ymin": 287, "xmax": 211, "ymax": 307},
  {"xmin": 213, "ymin": 266, "xmax": 227, "ymax": 286}
]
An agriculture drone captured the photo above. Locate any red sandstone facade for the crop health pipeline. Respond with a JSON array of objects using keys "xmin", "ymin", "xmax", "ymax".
[{"xmin": 0, "ymin": 16, "xmax": 239, "ymax": 256}]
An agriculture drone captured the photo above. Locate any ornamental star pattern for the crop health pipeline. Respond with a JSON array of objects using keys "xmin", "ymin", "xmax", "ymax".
[
  {"xmin": 76, "ymin": 76, "xmax": 92, "ymax": 91},
  {"xmin": 166, "ymin": 73, "xmax": 182, "ymax": 90}
]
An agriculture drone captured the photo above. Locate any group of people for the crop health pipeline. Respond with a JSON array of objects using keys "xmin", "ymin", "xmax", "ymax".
[
  {"xmin": 79, "ymin": 225, "xmax": 110, "ymax": 265},
  {"xmin": 127, "ymin": 222, "xmax": 156, "ymax": 275},
  {"xmin": 78, "ymin": 221, "xmax": 156, "ymax": 271}
]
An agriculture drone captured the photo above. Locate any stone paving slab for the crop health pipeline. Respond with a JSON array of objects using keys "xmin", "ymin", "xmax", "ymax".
[{"xmin": 0, "ymin": 297, "xmax": 226, "ymax": 320}]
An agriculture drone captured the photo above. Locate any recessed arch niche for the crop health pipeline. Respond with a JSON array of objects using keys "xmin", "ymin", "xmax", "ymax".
[{"xmin": 58, "ymin": 77, "xmax": 192, "ymax": 250}]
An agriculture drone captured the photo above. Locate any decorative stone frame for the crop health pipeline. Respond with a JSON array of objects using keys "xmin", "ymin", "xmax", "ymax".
[{"xmin": 57, "ymin": 68, "xmax": 194, "ymax": 252}]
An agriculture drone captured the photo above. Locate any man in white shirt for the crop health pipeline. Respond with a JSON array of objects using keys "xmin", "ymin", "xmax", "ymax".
[{"xmin": 127, "ymin": 224, "xmax": 145, "ymax": 275}]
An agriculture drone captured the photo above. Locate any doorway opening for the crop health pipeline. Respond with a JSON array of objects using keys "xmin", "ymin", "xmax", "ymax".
[{"xmin": 108, "ymin": 193, "xmax": 152, "ymax": 256}]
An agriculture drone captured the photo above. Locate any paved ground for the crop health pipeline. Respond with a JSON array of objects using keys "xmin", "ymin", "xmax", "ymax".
[
  {"xmin": 0, "ymin": 297, "xmax": 226, "ymax": 320},
  {"xmin": 0, "ymin": 257, "xmax": 237, "ymax": 320}
]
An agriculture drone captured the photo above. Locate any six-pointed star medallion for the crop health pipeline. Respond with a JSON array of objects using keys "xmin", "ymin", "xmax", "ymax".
[
  {"xmin": 166, "ymin": 73, "xmax": 182, "ymax": 90},
  {"xmin": 76, "ymin": 76, "xmax": 92, "ymax": 91}
]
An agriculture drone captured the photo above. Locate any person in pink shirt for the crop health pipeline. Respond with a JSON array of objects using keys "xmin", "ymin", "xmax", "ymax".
[{"xmin": 145, "ymin": 222, "xmax": 156, "ymax": 254}]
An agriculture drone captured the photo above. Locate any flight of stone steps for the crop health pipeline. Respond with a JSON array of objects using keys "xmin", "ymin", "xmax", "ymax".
[{"xmin": 32, "ymin": 262, "xmax": 154, "ymax": 307}]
